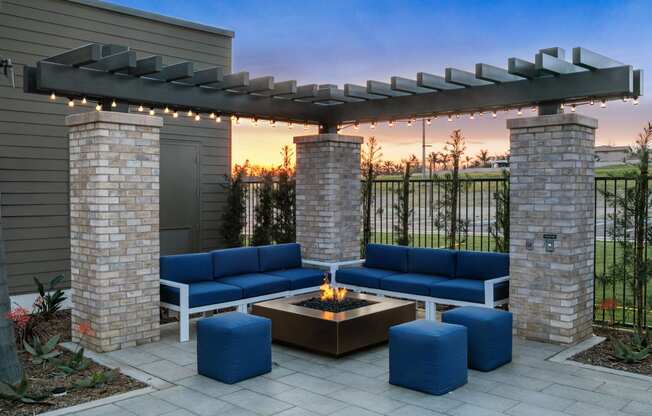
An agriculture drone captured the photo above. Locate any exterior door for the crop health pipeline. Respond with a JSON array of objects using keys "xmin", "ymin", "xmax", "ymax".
[{"xmin": 160, "ymin": 140, "xmax": 200, "ymax": 254}]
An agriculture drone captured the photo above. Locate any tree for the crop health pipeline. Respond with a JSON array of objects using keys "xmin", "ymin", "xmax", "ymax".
[
  {"xmin": 219, "ymin": 163, "xmax": 248, "ymax": 247},
  {"xmin": 0, "ymin": 212, "xmax": 22, "ymax": 384},
  {"xmin": 476, "ymin": 149, "xmax": 490, "ymax": 167},
  {"xmin": 427, "ymin": 152, "xmax": 438, "ymax": 177},
  {"xmin": 394, "ymin": 158, "xmax": 413, "ymax": 246},
  {"xmin": 273, "ymin": 147, "xmax": 296, "ymax": 244},
  {"xmin": 361, "ymin": 137, "xmax": 382, "ymax": 255},
  {"xmin": 601, "ymin": 123, "xmax": 652, "ymax": 343},
  {"xmin": 490, "ymin": 169, "xmax": 510, "ymax": 253},
  {"xmin": 251, "ymin": 170, "xmax": 274, "ymax": 246}
]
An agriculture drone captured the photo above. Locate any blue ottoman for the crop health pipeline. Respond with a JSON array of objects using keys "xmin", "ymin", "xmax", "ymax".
[
  {"xmin": 389, "ymin": 320, "xmax": 467, "ymax": 395},
  {"xmin": 197, "ymin": 312, "xmax": 271, "ymax": 384},
  {"xmin": 442, "ymin": 306, "xmax": 512, "ymax": 371}
]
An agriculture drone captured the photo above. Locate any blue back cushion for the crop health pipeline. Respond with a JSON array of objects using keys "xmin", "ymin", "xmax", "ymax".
[
  {"xmin": 258, "ymin": 243, "xmax": 302, "ymax": 271},
  {"xmin": 365, "ymin": 244, "xmax": 408, "ymax": 272},
  {"xmin": 407, "ymin": 248, "xmax": 457, "ymax": 277},
  {"xmin": 212, "ymin": 247, "xmax": 260, "ymax": 278},
  {"xmin": 160, "ymin": 253, "xmax": 213, "ymax": 284},
  {"xmin": 455, "ymin": 251, "xmax": 509, "ymax": 280}
]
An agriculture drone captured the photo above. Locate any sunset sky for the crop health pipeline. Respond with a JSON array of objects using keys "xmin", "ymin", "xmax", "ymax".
[{"xmin": 108, "ymin": 0, "xmax": 650, "ymax": 167}]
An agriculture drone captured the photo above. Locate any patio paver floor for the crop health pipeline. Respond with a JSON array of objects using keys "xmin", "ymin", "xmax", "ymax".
[{"xmin": 68, "ymin": 321, "xmax": 652, "ymax": 416}]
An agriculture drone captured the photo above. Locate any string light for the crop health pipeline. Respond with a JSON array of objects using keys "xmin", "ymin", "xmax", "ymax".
[
  {"xmin": 388, "ymin": 120, "xmax": 394, "ymax": 127},
  {"xmin": 354, "ymin": 122, "xmax": 359, "ymax": 130},
  {"xmin": 216, "ymin": 114, "xmax": 222, "ymax": 123},
  {"xmin": 589, "ymin": 99, "xmax": 595, "ymax": 106},
  {"xmin": 95, "ymin": 103, "xmax": 102, "ymax": 111},
  {"xmin": 81, "ymin": 97, "xmax": 87, "ymax": 104},
  {"xmin": 235, "ymin": 117, "xmax": 240, "ymax": 125},
  {"xmin": 149, "ymin": 108, "xmax": 155, "ymax": 116},
  {"xmin": 111, "ymin": 100, "xmax": 117, "ymax": 108},
  {"xmin": 425, "ymin": 118, "xmax": 431, "ymax": 125},
  {"xmin": 623, "ymin": 97, "xmax": 629, "ymax": 103},
  {"xmin": 209, "ymin": 112, "xmax": 215, "ymax": 119},
  {"xmin": 531, "ymin": 106, "xmax": 537, "ymax": 113},
  {"xmin": 492, "ymin": 111, "xmax": 497, "ymax": 118},
  {"xmin": 455, "ymin": 114, "xmax": 460, "ymax": 119},
  {"xmin": 67, "ymin": 98, "xmax": 75, "ymax": 107},
  {"xmin": 370, "ymin": 121, "xmax": 376, "ymax": 129},
  {"xmin": 447, "ymin": 115, "xmax": 452, "ymax": 122},
  {"xmin": 560, "ymin": 103, "xmax": 565, "ymax": 110},
  {"xmin": 194, "ymin": 113, "xmax": 201, "ymax": 121},
  {"xmin": 478, "ymin": 112, "xmax": 483, "ymax": 117},
  {"xmin": 173, "ymin": 110, "xmax": 179, "ymax": 118},
  {"xmin": 288, "ymin": 122, "xmax": 293, "ymax": 129},
  {"xmin": 187, "ymin": 109, "xmax": 193, "ymax": 117},
  {"xmin": 633, "ymin": 97, "xmax": 640, "ymax": 105},
  {"xmin": 469, "ymin": 113, "xmax": 475, "ymax": 120},
  {"xmin": 517, "ymin": 108, "xmax": 522, "ymax": 116},
  {"xmin": 138, "ymin": 105, "xmax": 144, "ymax": 112},
  {"xmin": 571, "ymin": 104, "xmax": 576, "ymax": 112},
  {"xmin": 270, "ymin": 120, "xmax": 276, "ymax": 127},
  {"xmin": 49, "ymin": 92, "xmax": 56, "ymax": 100},
  {"xmin": 600, "ymin": 99, "xmax": 607, "ymax": 108},
  {"xmin": 407, "ymin": 119, "xmax": 413, "ymax": 127},
  {"xmin": 252, "ymin": 117, "xmax": 258, "ymax": 127},
  {"xmin": 164, "ymin": 107, "xmax": 170, "ymax": 114},
  {"xmin": 303, "ymin": 123, "xmax": 308, "ymax": 130}
]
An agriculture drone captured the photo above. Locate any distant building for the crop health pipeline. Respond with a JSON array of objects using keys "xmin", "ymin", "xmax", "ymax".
[{"xmin": 595, "ymin": 145, "xmax": 631, "ymax": 164}]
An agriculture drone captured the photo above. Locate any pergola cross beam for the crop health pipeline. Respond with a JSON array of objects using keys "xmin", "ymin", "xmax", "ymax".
[{"xmin": 24, "ymin": 43, "xmax": 643, "ymax": 128}]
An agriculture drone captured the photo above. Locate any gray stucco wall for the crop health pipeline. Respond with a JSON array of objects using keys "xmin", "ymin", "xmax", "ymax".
[{"xmin": 0, "ymin": 0, "xmax": 232, "ymax": 294}]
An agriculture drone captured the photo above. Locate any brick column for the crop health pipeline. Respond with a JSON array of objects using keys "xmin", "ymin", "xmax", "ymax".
[
  {"xmin": 294, "ymin": 134, "xmax": 363, "ymax": 262},
  {"xmin": 508, "ymin": 113, "xmax": 597, "ymax": 345},
  {"xmin": 66, "ymin": 111, "xmax": 162, "ymax": 352}
]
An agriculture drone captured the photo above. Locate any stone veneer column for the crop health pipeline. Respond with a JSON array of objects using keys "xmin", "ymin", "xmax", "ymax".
[
  {"xmin": 294, "ymin": 134, "xmax": 363, "ymax": 262},
  {"xmin": 66, "ymin": 111, "xmax": 162, "ymax": 352},
  {"xmin": 508, "ymin": 113, "xmax": 597, "ymax": 345}
]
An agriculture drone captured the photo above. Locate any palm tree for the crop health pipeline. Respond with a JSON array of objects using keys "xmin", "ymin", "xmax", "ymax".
[
  {"xmin": 427, "ymin": 152, "xmax": 438, "ymax": 177},
  {"xmin": 439, "ymin": 153, "xmax": 450, "ymax": 170},
  {"xmin": 476, "ymin": 149, "xmax": 490, "ymax": 167},
  {"xmin": 0, "ymin": 215, "xmax": 21, "ymax": 384}
]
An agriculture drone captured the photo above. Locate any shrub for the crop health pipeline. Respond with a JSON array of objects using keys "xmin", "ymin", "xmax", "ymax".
[
  {"xmin": 220, "ymin": 163, "xmax": 248, "ymax": 248},
  {"xmin": 251, "ymin": 170, "xmax": 275, "ymax": 246}
]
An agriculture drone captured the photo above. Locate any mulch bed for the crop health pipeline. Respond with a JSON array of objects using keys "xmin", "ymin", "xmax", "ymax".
[
  {"xmin": 571, "ymin": 326, "xmax": 652, "ymax": 376},
  {"xmin": 2, "ymin": 310, "xmax": 146, "ymax": 416}
]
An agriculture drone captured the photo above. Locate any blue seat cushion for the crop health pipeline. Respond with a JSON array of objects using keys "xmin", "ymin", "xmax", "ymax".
[
  {"xmin": 389, "ymin": 320, "xmax": 468, "ymax": 395},
  {"xmin": 431, "ymin": 279, "xmax": 509, "ymax": 304},
  {"xmin": 212, "ymin": 247, "xmax": 260, "ymax": 277},
  {"xmin": 217, "ymin": 273, "xmax": 290, "ymax": 298},
  {"xmin": 160, "ymin": 281, "xmax": 242, "ymax": 308},
  {"xmin": 455, "ymin": 251, "xmax": 509, "ymax": 280},
  {"xmin": 381, "ymin": 273, "xmax": 450, "ymax": 296},
  {"xmin": 336, "ymin": 267, "xmax": 399, "ymax": 289},
  {"xmin": 198, "ymin": 312, "xmax": 271, "ymax": 383},
  {"xmin": 365, "ymin": 244, "xmax": 408, "ymax": 272},
  {"xmin": 407, "ymin": 248, "xmax": 457, "ymax": 278},
  {"xmin": 442, "ymin": 306, "xmax": 513, "ymax": 371},
  {"xmin": 265, "ymin": 267, "xmax": 324, "ymax": 290},
  {"xmin": 258, "ymin": 243, "xmax": 302, "ymax": 272},
  {"xmin": 160, "ymin": 252, "xmax": 213, "ymax": 284}
]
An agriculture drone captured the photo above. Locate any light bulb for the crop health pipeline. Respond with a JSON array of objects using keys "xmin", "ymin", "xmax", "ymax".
[
  {"xmin": 571, "ymin": 104, "xmax": 576, "ymax": 112},
  {"xmin": 470, "ymin": 113, "xmax": 475, "ymax": 120},
  {"xmin": 633, "ymin": 98, "xmax": 640, "ymax": 105},
  {"xmin": 173, "ymin": 111, "xmax": 179, "ymax": 118},
  {"xmin": 149, "ymin": 108, "xmax": 155, "ymax": 116},
  {"xmin": 532, "ymin": 106, "xmax": 537, "ymax": 113},
  {"xmin": 195, "ymin": 114, "xmax": 201, "ymax": 121},
  {"xmin": 447, "ymin": 115, "xmax": 452, "ymax": 122},
  {"xmin": 68, "ymin": 99, "xmax": 75, "ymax": 107},
  {"xmin": 253, "ymin": 118, "xmax": 258, "ymax": 127},
  {"xmin": 111, "ymin": 100, "xmax": 117, "ymax": 108},
  {"xmin": 388, "ymin": 120, "xmax": 394, "ymax": 127},
  {"xmin": 517, "ymin": 108, "xmax": 522, "ymax": 116},
  {"xmin": 95, "ymin": 104, "xmax": 102, "ymax": 111},
  {"xmin": 303, "ymin": 123, "xmax": 308, "ymax": 130},
  {"xmin": 492, "ymin": 111, "xmax": 497, "ymax": 118},
  {"xmin": 407, "ymin": 119, "xmax": 413, "ymax": 127},
  {"xmin": 235, "ymin": 117, "xmax": 240, "ymax": 125},
  {"xmin": 81, "ymin": 97, "xmax": 87, "ymax": 104},
  {"xmin": 478, "ymin": 112, "xmax": 483, "ymax": 117},
  {"xmin": 209, "ymin": 112, "xmax": 215, "ymax": 119},
  {"xmin": 49, "ymin": 92, "xmax": 56, "ymax": 100},
  {"xmin": 623, "ymin": 97, "xmax": 629, "ymax": 103},
  {"xmin": 426, "ymin": 118, "xmax": 431, "ymax": 125},
  {"xmin": 288, "ymin": 122, "xmax": 293, "ymax": 129},
  {"xmin": 187, "ymin": 110, "xmax": 193, "ymax": 117},
  {"xmin": 590, "ymin": 99, "xmax": 595, "ymax": 106},
  {"xmin": 270, "ymin": 120, "xmax": 276, "ymax": 127},
  {"xmin": 164, "ymin": 107, "xmax": 170, "ymax": 114},
  {"xmin": 138, "ymin": 105, "xmax": 144, "ymax": 112},
  {"xmin": 600, "ymin": 99, "xmax": 607, "ymax": 108},
  {"xmin": 560, "ymin": 103, "xmax": 565, "ymax": 110},
  {"xmin": 455, "ymin": 114, "xmax": 460, "ymax": 119},
  {"xmin": 354, "ymin": 122, "xmax": 359, "ymax": 130},
  {"xmin": 216, "ymin": 114, "xmax": 222, "ymax": 123},
  {"xmin": 370, "ymin": 121, "xmax": 376, "ymax": 129}
]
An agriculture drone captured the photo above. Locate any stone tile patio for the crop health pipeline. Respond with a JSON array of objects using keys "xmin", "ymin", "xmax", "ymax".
[{"xmin": 65, "ymin": 321, "xmax": 652, "ymax": 416}]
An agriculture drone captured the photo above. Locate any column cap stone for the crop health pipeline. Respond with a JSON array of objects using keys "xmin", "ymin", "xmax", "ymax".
[
  {"xmin": 294, "ymin": 133, "xmax": 363, "ymax": 145},
  {"xmin": 65, "ymin": 111, "xmax": 164, "ymax": 128},
  {"xmin": 506, "ymin": 113, "xmax": 598, "ymax": 130}
]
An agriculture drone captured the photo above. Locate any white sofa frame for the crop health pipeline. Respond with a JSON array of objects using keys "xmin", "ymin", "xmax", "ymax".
[
  {"xmin": 330, "ymin": 259, "xmax": 509, "ymax": 320},
  {"xmin": 160, "ymin": 259, "xmax": 330, "ymax": 342}
]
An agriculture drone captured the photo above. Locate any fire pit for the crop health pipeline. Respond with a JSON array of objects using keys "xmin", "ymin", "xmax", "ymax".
[{"xmin": 251, "ymin": 277, "xmax": 415, "ymax": 356}]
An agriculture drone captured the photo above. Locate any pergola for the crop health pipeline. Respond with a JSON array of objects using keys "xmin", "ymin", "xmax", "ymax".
[
  {"xmin": 23, "ymin": 43, "xmax": 644, "ymax": 351},
  {"xmin": 24, "ymin": 43, "xmax": 642, "ymax": 131}
]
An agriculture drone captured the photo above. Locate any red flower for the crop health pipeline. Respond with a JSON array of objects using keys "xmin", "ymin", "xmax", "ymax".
[
  {"xmin": 600, "ymin": 298, "xmax": 618, "ymax": 311},
  {"xmin": 76, "ymin": 322, "xmax": 95, "ymax": 337},
  {"xmin": 6, "ymin": 307, "xmax": 31, "ymax": 330}
]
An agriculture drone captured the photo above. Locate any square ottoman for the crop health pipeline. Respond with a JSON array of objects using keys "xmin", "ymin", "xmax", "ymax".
[
  {"xmin": 197, "ymin": 312, "xmax": 271, "ymax": 384},
  {"xmin": 442, "ymin": 306, "xmax": 512, "ymax": 371},
  {"xmin": 389, "ymin": 320, "xmax": 467, "ymax": 395}
]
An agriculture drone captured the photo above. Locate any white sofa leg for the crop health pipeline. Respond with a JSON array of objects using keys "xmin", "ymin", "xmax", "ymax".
[
  {"xmin": 425, "ymin": 301, "xmax": 436, "ymax": 321},
  {"xmin": 179, "ymin": 285, "xmax": 190, "ymax": 342},
  {"xmin": 237, "ymin": 304, "xmax": 248, "ymax": 313}
]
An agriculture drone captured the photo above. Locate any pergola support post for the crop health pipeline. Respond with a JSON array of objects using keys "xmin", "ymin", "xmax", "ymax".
[
  {"xmin": 508, "ymin": 113, "xmax": 597, "ymax": 345},
  {"xmin": 294, "ymin": 134, "xmax": 363, "ymax": 263},
  {"xmin": 66, "ymin": 111, "xmax": 162, "ymax": 352}
]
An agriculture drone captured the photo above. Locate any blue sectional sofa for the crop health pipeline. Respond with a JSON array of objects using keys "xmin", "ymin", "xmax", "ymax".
[
  {"xmin": 160, "ymin": 243, "xmax": 324, "ymax": 341},
  {"xmin": 334, "ymin": 244, "xmax": 509, "ymax": 319}
]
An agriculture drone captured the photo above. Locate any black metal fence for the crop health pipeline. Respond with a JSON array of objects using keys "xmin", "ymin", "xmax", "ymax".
[{"xmin": 243, "ymin": 176, "xmax": 651, "ymax": 328}]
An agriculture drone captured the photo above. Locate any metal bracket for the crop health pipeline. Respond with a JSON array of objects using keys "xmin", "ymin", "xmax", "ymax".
[{"xmin": 0, "ymin": 56, "xmax": 15, "ymax": 88}]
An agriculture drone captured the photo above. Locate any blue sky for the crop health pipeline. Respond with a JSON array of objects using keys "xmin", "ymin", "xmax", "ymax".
[{"xmin": 107, "ymin": 0, "xmax": 650, "ymax": 165}]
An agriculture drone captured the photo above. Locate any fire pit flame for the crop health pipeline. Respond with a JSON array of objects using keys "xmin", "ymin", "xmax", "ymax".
[{"xmin": 320, "ymin": 274, "xmax": 347, "ymax": 302}]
